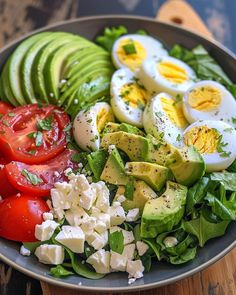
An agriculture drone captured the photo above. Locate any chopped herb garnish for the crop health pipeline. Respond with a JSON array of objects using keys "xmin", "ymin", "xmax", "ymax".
[
  {"xmin": 87, "ymin": 119, "xmax": 92, "ymax": 123},
  {"xmin": 173, "ymin": 94, "xmax": 183, "ymax": 105},
  {"xmin": 220, "ymin": 151, "xmax": 231, "ymax": 158},
  {"xmin": 0, "ymin": 114, "xmax": 3, "ymax": 119},
  {"xmin": 21, "ymin": 169, "xmax": 43, "ymax": 185},
  {"xmin": 155, "ymin": 111, "xmax": 162, "ymax": 118},
  {"xmin": 8, "ymin": 113, "xmax": 15, "ymax": 117},
  {"xmin": 28, "ymin": 150, "xmax": 36, "ymax": 155},
  {"xmin": 232, "ymin": 117, "xmax": 236, "ymax": 124},
  {"xmin": 37, "ymin": 116, "xmax": 53, "ymax": 131},
  {"xmin": 224, "ymin": 128, "xmax": 234, "ymax": 133},
  {"xmin": 159, "ymin": 132, "xmax": 164, "ymax": 139},
  {"xmin": 217, "ymin": 134, "xmax": 229, "ymax": 157},
  {"xmin": 35, "ymin": 131, "xmax": 43, "ymax": 147},
  {"xmin": 122, "ymin": 43, "xmax": 137, "ymax": 55},
  {"xmin": 176, "ymin": 134, "xmax": 181, "ymax": 142},
  {"xmin": 2, "ymin": 120, "xmax": 9, "ymax": 127},
  {"xmin": 63, "ymin": 123, "xmax": 72, "ymax": 132}
]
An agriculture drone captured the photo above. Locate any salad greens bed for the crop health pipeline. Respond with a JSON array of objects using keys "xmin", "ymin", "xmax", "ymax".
[{"xmin": 0, "ymin": 25, "xmax": 236, "ymax": 282}]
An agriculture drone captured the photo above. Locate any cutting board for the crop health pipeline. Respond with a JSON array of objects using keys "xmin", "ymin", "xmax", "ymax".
[{"xmin": 41, "ymin": 1, "xmax": 236, "ymax": 293}]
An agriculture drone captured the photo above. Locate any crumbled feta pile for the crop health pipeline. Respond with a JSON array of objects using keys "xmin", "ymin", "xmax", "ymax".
[{"xmin": 32, "ymin": 173, "xmax": 147, "ymax": 281}]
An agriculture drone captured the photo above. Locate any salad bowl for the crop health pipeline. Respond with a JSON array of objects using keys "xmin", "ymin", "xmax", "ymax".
[{"xmin": 0, "ymin": 15, "xmax": 235, "ymax": 291}]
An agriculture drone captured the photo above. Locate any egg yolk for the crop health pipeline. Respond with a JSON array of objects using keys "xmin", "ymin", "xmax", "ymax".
[
  {"xmin": 160, "ymin": 97, "xmax": 188, "ymax": 128},
  {"xmin": 184, "ymin": 126, "xmax": 219, "ymax": 154},
  {"xmin": 117, "ymin": 39, "xmax": 147, "ymax": 71},
  {"xmin": 188, "ymin": 86, "xmax": 221, "ymax": 111},
  {"xmin": 158, "ymin": 61, "xmax": 188, "ymax": 84},
  {"xmin": 97, "ymin": 108, "xmax": 113, "ymax": 133},
  {"xmin": 120, "ymin": 82, "xmax": 147, "ymax": 109}
]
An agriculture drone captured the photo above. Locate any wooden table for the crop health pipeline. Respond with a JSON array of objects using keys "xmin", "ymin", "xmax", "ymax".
[{"xmin": 0, "ymin": 1, "xmax": 235, "ymax": 294}]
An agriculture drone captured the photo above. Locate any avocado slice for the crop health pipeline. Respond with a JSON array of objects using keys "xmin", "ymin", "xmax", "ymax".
[
  {"xmin": 87, "ymin": 149, "xmax": 109, "ymax": 181},
  {"xmin": 141, "ymin": 181, "xmax": 187, "ymax": 238},
  {"xmin": 101, "ymin": 131, "xmax": 150, "ymax": 161},
  {"xmin": 114, "ymin": 180, "xmax": 157, "ymax": 214},
  {"xmin": 169, "ymin": 146, "xmax": 205, "ymax": 186},
  {"xmin": 103, "ymin": 122, "xmax": 121, "ymax": 134},
  {"xmin": 44, "ymin": 40, "xmax": 93, "ymax": 103},
  {"xmin": 125, "ymin": 162, "xmax": 169, "ymax": 191},
  {"xmin": 31, "ymin": 35, "xmax": 83, "ymax": 103},
  {"xmin": 100, "ymin": 147, "xmax": 129, "ymax": 185},
  {"xmin": 6, "ymin": 32, "xmax": 51, "ymax": 105},
  {"xmin": 21, "ymin": 32, "xmax": 72, "ymax": 103},
  {"xmin": 119, "ymin": 123, "xmax": 145, "ymax": 136}
]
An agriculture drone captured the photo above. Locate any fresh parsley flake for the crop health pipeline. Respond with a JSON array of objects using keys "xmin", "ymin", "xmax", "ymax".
[
  {"xmin": 2, "ymin": 120, "xmax": 9, "ymax": 127},
  {"xmin": 122, "ymin": 43, "xmax": 137, "ymax": 55},
  {"xmin": 8, "ymin": 113, "xmax": 15, "ymax": 117},
  {"xmin": 37, "ymin": 116, "xmax": 53, "ymax": 131},
  {"xmin": 21, "ymin": 169, "xmax": 43, "ymax": 185},
  {"xmin": 232, "ymin": 117, "xmax": 236, "ymax": 124},
  {"xmin": 176, "ymin": 134, "xmax": 181, "ymax": 142}
]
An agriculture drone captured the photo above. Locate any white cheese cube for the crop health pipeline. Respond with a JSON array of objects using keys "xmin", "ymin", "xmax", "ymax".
[
  {"xmin": 117, "ymin": 195, "xmax": 126, "ymax": 203},
  {"xmin": 80, "ymin": 216, "xmax": 96, "ymax": 235},
  {"xmin": 136, "ymin": 241, "xmax": 149, "ymax": 256},
  {"xmin": 110, "ymin": 251, "xmax": 127, "ymax": 272},
  {"xmin": 87, "ymin": 249, "xmax": 110, "ymax": 274},
  {"xmin": 51, "ymin": 189, "xmax": 70, "ymax": 220},
  {"xmin": 91, "ymin": 207, "xmax": 101, "ymax": 215},
  {"xmin": 126, "ymin": 260, "xmax": 144, "ymax": 279},
  {"xmin": 55, "ymin": 226, "xmax": 85, "ymax": 253},
  {"xmin": 91, "ymin": 231, "xmax": 108, "ymax": 250},
  {"xmin": 94, "ymin": 220, "xmax": 107, "ymax": 233},
  {"xmin": 108, "ymin": 205, "xmax": 126, "ymax": 226},
  {"xmin": 92, "ymin": 181, "xmax": 110, "ymax": 213},
  {"xmin": 35, "ymin": 220, "xmax": 59, "ymax": 241},
  {"xmin": 65, "ymin": 207, "xmax": 89, "ymax": 226},
  {"xmin": 78, "ymin": 189, "xmax": 96, "ymax": 210},
  {"xmin": 20, "ymin": 245, "xmax": 31, "ymax": 256},
  {"xmin": 109, "ymin": 227, "xmax": 134, "ymax": 245},
  {"xmin": 54, "ymin": 182, "xmax": 73, "ymax": 194},
  {"xmin": 113, "ymin": 201, "xmax": 121, "ymax": 207},
  {"xmin": 163, "ymin": 236, "xmax": 178, "ymax": 248},
  {"xmin": 91, "ymin": 212, "xmax": 110, "ymax": 229},
  {"xmin": 43, "ymin": 212, "xmax": 54, "ymax": 221},
  {"xmin": 75, "ymin": 174, "xmax": 90, "ymax": 191},
  {"xmin": 123, "ymin": 244, "xmax": 135, "ymax": 260},
  {"xmin": 35, "ymin": 244, "xmax": 64, "ymax": 265},
  {"xmin": 126, "ymin": 208, "xmax": 140, "ymax": 222}
]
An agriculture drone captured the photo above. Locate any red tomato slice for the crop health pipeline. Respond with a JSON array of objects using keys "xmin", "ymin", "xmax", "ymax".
[
  {"xmin": 0, "ymin": 194, "xmax": 49, "ymax": 242},
  {"xmin": 0, "ymin": 104, "xmax": 71, "ymax": 164},
  {"xmin": 0, "ymin": 102, "xmax": 14, "ymax": 116},
  {"xmin": 0, "ymin": 167, "xmax": 18, "ymax": 198},
  {"xmin": 5, "ymin": 149, "xmax": 79, "ymax": 197}
]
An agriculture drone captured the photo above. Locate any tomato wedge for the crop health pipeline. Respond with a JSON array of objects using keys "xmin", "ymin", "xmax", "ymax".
[
  {"xmin": 0, "ymin": 167, "xmax": 18, "ymax": 198},
  {"xmin": 0, "ymin": 104, "xmax": 71, "ymax": 164},
  {"xmin": 0, "ymin": 194, "xmax": 49, "ymax": 242},
  {"xmin": 0, "ymin": 102, "xmax": 13, "ymax": 116},
  {"xmin": 5, "ymin": 149, "xmax": 79, "ymax": 197}
]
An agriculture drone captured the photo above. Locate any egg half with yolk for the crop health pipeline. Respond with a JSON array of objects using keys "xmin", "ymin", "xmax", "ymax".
[
  {"xmin": 73, "ymin": 102, "xmax": 114, "ymax": 151},
  {"xmin": 183, "ymin": 80, "xmax": 236, "ymax": 127},
  {"xmin": 143, "ymin": 92, "xmax": 189, "ymax": 147},
  {"xmin": 183, "ymin": 120, "xmax": 236, "ymax": 172},
  {"xmin": 138, "ymin": 56, "xmax": 196, "ymax": 96},
  {"xmin": 110, "ymin": 68, "xmax": 149, "ymax": 127},
  {"xmin": 112, "ymin": 34, "xmax": 168, "ymax": 72}
]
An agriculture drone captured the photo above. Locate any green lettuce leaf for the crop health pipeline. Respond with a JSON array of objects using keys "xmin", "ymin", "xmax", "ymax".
[{"xmin": 96, "ymin": 26, "xmax": 128, "ymax": 51}]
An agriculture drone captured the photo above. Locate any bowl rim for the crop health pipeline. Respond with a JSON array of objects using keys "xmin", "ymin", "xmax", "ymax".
[{"xmin": 0, "ymin": 14, "xmax": 235, "ymax": 292}]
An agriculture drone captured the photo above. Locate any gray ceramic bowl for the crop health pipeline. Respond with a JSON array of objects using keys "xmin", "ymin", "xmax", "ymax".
[{"xmin": 0, "ymin": 15, "xmax": 235, "ymax": 292}]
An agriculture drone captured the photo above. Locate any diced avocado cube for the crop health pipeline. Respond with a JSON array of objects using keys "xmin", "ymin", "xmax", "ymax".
[
  {"xmin": 103, "ymin": 122, "xmax": 121, "ymax": 134},
  {"xmin": 119, "ymin": 123, "xmax": 144, "ymax": 136},
  {"xmin": 87, "ymin": 149, "xmax": 109, "ymax": 181},
  {"xmin": 141, "ymin": 181, "xmax": 187, "ymax": 238},
  {"xmin": 125, "ymin": 162, "xmax": 169, "ymax": 191},
  {"xmin": 101, "ymin": 131, "xmax": 150, "ymax": 161},
  {"xmin": 114, "ymin": 180, "xmax": 157, "ymax": 214},
  {"xmin": 100, "ymin": 147, "xmax": 129, "ymax": 185}
]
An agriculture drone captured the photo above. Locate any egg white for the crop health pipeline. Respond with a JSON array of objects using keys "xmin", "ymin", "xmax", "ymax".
[
  {"xmin": 183, "ymin": 120, "xmax": 236, "ymax": 172},
  {"xmin": 73, "ymin": 102, "xmax": 114, "ymax": 151},
  {"xmin": 110, "ymin": 68, "xmax": 148, "ymax": 128},
  {"xmin": 143, "ymin": 92, "xmax": 188, "ymax": 148},
  {"xmin": 183, "ymin": 80, "xmax": 236, "ymax": 127},
  {"xmin": 138, "ymin": 56, "xmax": 196, "ymax": 97},
  {"xmin": 112, "ymin": 34, "xmax": 168, "ymax": 71}
]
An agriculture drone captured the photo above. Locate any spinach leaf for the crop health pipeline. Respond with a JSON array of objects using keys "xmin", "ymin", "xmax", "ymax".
[
  {"xmin": 109, "ymin": 231, "xmax": 124, "ymax": 254},
  {"xmin": 96, "ymin": 26, "xmax": 128, "ymax": 51},
  {"xmin": 183, "ymin": 213, "xmax": 230, "ymax": 247},
  {"xmin": 168, "ymin": 247, "xmax": 197, "ymax": 265},
  {"xmin": 124, "ymin": 179, "xmax": 135, "ymax": 200},
  {"xmin": 210, "ymin": 172, "xmax": 236, "ymax": 191},
  {"xmin": 169, "ymin": 44, "xmax": 235, "ymax": 95},
  {"xmin": 165, "ymin": 235, "xmax": 196, "ymax": 256},
  {"xmin": 133, "ymin": 224, "xmax": 141, "ymax": 241},
  {"xmin": 227, "ymin": 159, "xmax": 236, "ymax": 172},
  {"xmin": 50, "ymin": 265, "xmax": 74, "ymax": 278},
  {"xmin": 204, "ymin": 193, "xmax": 235, "ymax": 220},
  {"xmin": 140, "ymin": 253, "xmax": 152, "ymax": 272},
  {"xmin": 142, "ymin": 238, "xmax": 162, "ymax": 260},
  {"xmin": 186, "ymin": 177, "xmax": 209, "ymax": 215}
]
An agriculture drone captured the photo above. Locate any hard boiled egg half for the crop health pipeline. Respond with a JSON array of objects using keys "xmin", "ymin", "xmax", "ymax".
[
  {"xmin": 139, "ymin": 56, "xmax": 196, "ymax": 96},
  {"xmin": 73, "ymin": 102, "xmax": 114, "ymax": 151},
  {"xmin": 110, "ymin": 68, "xmax": 149, "ymax": 128},
  {"xmin": 143, "ymin": 92, "xmax": 189, "ymax": 147},
  {"xmin": 183, "ymin": 120, "xmax": 236, "ymax": 172},
  {"xmin": 183, "ymin": 80, "xmax": 236, "ymax": 127},
  {"xmin": 112, "ymin": 34, "xmax": 168, "ymax": 72}
]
